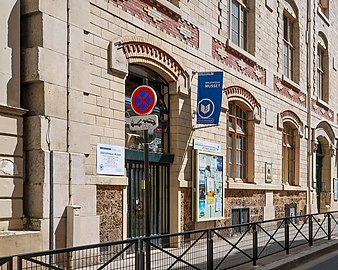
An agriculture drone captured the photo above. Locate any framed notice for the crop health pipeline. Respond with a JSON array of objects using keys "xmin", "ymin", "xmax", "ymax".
[
  {"xmin": 334, "ymin": 178, "xmax": 338, "ymax": 201},
  {"xmin": 97, "ymin": 144, "xmax": 125, "ymax": 176},
  {"xmin": 265, "ymin": 162, "xmax": 272, "ymax": 183},
  {"xmin": 194, "ymin": 150, "xmax": 224, "ymax": 222}
]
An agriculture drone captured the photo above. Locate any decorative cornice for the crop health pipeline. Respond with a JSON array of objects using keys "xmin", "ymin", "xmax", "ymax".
[{"xmin": 0, "ymin": 105, "xmax": 27, "ymax": 116}]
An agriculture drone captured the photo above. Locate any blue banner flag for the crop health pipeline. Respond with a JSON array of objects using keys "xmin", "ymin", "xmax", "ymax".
[{"xmin": 196, "ymin": 72, "xmax": 223, "ymax": 125}]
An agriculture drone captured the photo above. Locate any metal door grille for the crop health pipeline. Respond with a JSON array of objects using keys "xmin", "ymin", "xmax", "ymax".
[{"xmin": 126, "ymin": 161, "xmax": 170, "ymax": 238}]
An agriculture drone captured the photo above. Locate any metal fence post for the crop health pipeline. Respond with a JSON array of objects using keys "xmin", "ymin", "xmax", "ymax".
[
  {"xmin": 253, "ymin": 223, "xmax": 258, "ymax": 267},
  {"xmin": 207, "ymin": 230, "xmax": 213, "ymax": 270},
  {"xmin": 309, "ymin": 215, "xmax": 313, "ymax": 246},
  {"xmin": 7, "ymin": 257, "xmax": 13, "ymax": 270},
  {"xmin": 138, "ymin": 239, "xmax": 145, "ymax": 270},
  {"xmin": 328, "ymin": 213, "xmax": 332, "ymax": 240},
  {"xmin": 285, "ymin": 218, "xmax": 290, "ymax": 255},
  {"xmin": 17, "ymin": 256, "xmax": 22, "ymax": 270}
]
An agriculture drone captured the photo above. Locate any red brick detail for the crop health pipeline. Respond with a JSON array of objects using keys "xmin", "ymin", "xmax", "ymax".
[
  {"xmin": 280, "ymin": 110, "xmax": 303, "ymax": 128},
  {"xmin": 311, "ymin": 99, "xmax": 334, "ymax": 122},
  {"xmin": 122, "ymin": 39, "xmax": 184, "ymax": 78},
  {"xmin": 111, "ymin": 0, "xmax": 199, "ymax": 48},
  {"xmin": 273, "ymin": 76, "xmax": 306, "ymax": 107},
  {"xmin": 223, "ymin": 86, "xmax": 261, "ymax": 111},
  {"xmin": 212, "ymin": 38, "xmax": 266, "ymax": 85}
]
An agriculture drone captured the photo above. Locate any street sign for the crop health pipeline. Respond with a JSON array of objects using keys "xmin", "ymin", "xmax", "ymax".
[
  {"xmin": 131, "ymin": 85, "xmax": 157, "ymax": 115},
  {"xmin": 128, "ymin": 115, "xmax": 159, "ymax": 131}
]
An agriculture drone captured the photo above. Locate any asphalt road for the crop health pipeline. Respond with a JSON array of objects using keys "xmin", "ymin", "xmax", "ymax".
[{"xmin": 292, "ymin": 250, "xmax": 338, "ymax": 270}]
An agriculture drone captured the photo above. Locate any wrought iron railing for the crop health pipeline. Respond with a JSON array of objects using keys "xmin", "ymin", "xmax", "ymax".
[{"xmin": 1, "ymin": 211, "xmax": 338, "ymax": 269}]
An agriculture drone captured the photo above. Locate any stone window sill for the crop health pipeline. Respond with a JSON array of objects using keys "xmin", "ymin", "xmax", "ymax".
[
  {"xmin": 282, "ymin": 184, "xmax": 307, "ymax": 191},
  {"xmin": 282, "ymin": 75, "xmax": 300, "ymax": 91},
  {"xmin": 317, "ymin": 7, "xmax": 330, "ymax": 27},
  {"xmin": 227, "ymin": 39, "xmax": 256, "ymax": 63},
  {"xmin": 155, "ymin": 0, "xmax": 182, "ymax": 16},
  {"xmin": 316, "ymin": 97, "xmax": 330, "ymax": 109},
  {"xmin": 226, "ymin": 181, "xmax": 257, "ymax": 190}
]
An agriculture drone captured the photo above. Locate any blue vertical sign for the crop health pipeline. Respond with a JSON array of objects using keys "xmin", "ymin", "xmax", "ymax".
[{"xmin": 196, "ymin": 72, "xmax": 223, "ymax": 125}]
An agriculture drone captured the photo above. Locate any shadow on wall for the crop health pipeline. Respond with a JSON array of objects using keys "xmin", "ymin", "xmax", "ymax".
[
  {"xmin": 5, "ymin": 0, "xmax": 24, "ymax": 230},
  {"xmin": 7, "ymin": 0, "xmax": 20, "ymax": 108}
]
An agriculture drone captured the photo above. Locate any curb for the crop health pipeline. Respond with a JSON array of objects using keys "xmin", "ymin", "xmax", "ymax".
[{"xmin": 259, "ymin": 240, "xmax": 338, "ymax": 270}]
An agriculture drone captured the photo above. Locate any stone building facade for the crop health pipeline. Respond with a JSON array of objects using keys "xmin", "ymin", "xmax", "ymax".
[{"xmin": 0, "ymin": 0, "xmax": 338, "ymax": 255}]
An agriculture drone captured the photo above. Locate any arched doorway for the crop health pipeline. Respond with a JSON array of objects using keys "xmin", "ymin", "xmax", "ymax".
[
  {"xmin": 316, "ymin": 141, "xmax": 323, "ymax": 213},
  {"xmin": 314, "ymin": 121, "xmax": 335, "ymax": 213},
  {"xmin": 125, "ymin": 64, "xmax": 171, "ymax": 238}
]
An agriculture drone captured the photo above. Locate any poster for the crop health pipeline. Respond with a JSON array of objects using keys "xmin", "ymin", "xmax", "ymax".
[
  {"xmin": 194, "ymin": 150, "xmax": 224, "ymax": 221},
  {"xmin": 265, "ymin": 162, "xmax": 272, "ymax": 183},
  {"xmin": 97, "ymin": 144, "xmax": 125, "ymax": 175}
]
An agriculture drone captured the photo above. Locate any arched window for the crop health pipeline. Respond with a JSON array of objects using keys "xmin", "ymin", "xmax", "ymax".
[
  {"xmin": 125, "ymin": 65, "xmax": 170, "ymax": 153},
  {"xmin": 283, "ymin": 0, "xmax": 299, "ymax": 82},
  {"xmin": 317, "ymin": 33, "xmax": 329, "ymax": 102},
  {"xmin": 225, "ymin": 86, "xmax": 259, "ymax": 183},
  {"xmin": 282, "ymin": 122, "xmax": 300, "ymax": 186},
  {"xmin": 228, "ymin": 102, "xmax": 248, "ymax": 180}
]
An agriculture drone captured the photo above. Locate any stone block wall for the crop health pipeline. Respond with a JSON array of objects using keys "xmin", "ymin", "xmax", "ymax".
[
  {"xmin": 274, "ymin": 191, "xmax": 307, "ymax": 219},
  {"xmin": 181, "ymin": 187, "xmax": 194, "ymax": 232}
]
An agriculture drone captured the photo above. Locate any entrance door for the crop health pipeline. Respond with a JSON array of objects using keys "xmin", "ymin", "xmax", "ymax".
[
  {"xmin": 316, "ymin": 142, "xmax": 323, "ymax": 212},
  {"xmin": 126, "ymin": 161, "xmax": 169, "ymax": 238}
]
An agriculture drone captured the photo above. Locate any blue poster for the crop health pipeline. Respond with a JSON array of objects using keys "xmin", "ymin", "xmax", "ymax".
[{"xmin": 196, "ymin": 72, "xmax": 223, "ymax": 125}]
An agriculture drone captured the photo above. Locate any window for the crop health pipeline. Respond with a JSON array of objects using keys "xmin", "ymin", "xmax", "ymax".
[
  {"xmin": 231, "ymin": 0, "xmax": 247, "ymax": 50},
  {"xmin": 228, "ymin": 102, "xmax": 247, "ymax": 180},
  {"xmin": 282, "ymin": 122, "xmax": 299, "ymax": 185},
  {"xmin": 283, "ymin": 14, "xmax": 294, "ymax": 79},
  {"xmin": 317, "ymin": 46, "xmax": 324, "ymax": 100},
  {"xmin": 282, "ymin": 0, "xmax": 299, "ymax": 82},
  {"xmin": 317, "ymin": 33, "xmax": 328, "ymax": 102},
  {"xmin": 232, "ymin": 208, "xmax": 250, "ymax": 234}
]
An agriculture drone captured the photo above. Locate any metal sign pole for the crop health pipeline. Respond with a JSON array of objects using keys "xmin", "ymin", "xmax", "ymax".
[{"xmin": 144, "ymin": 129, "xmax": 151, "ymax": 270}]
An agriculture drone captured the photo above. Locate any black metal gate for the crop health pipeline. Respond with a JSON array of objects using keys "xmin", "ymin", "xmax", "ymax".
[{"xmin": 126, "ymin": 161, "xmax": 169, "ymax": 238}]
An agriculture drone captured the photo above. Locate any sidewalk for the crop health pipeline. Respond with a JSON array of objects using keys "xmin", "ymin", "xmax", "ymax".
[{"xmin": 232, "ymin": 238, "xmax": 338, "ymax": 270}]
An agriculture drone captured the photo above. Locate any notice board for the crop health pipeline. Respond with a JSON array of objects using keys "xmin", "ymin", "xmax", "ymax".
[{"xmin": 194, "ymin": 150, "xmax": 224, "ymax": 221}]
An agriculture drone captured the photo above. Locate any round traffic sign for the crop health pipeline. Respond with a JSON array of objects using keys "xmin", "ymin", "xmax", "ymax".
[{"xmin": 131, "ymin": 85, "xmax": 157, "ymax": 115}]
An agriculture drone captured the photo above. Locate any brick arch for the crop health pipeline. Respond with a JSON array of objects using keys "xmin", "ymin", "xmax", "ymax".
[
  {"xmin": 121, "ymin": 36, "xmax": 188, "ymax": 83},
  {"xmin": 223, "ymin": 86, "xmax": 261, "ymax": 119},
  {"xmin": 280, "ymin": 110, "xmax": 303, "ymax": 130}
]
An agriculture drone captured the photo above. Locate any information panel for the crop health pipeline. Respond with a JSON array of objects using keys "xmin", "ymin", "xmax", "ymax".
[
  {"xmin": 194, "ymin": 150, "xmax": 224, "ymax": 221},
  {"xmin": 96, "ymin": 144, "xmax": 125, "ymax": 176}
]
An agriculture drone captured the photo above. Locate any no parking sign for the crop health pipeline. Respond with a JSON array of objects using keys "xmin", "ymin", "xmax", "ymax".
[{"xmin": 131, "ymin": 85, "xmax": 157, "ymax": 115}]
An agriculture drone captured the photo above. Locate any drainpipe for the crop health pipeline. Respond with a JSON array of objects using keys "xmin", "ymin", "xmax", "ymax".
[
  {"xmin": 66, "ymin": 0, "xmax": 72, "ymax": 205},
  {"xmin": 306, "ymin": 0, "xmax": 313, "ymax": 214},
  {"xmin": 46, "ymin": 116, "xmax": 54, "ymax": 251}
]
